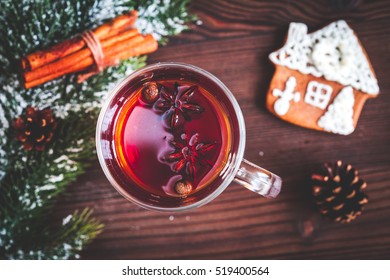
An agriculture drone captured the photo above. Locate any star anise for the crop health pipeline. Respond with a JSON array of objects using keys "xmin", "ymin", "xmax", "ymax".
[
  {"xmin": 153, "ymin": 82, "xmax": 203, "ymax": 129},
  {"xmin": 165, "ymin": 133, "xmax": 215, "ymax": 178}
]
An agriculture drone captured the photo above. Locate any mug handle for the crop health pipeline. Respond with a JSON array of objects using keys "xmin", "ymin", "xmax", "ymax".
[{"xmin": 234, "ymin": 159, "xmax": 282, "ymax": 198}]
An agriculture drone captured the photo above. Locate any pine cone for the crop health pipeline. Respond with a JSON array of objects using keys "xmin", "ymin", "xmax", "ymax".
[
  {"xmin": 13, "ymin": 106, "xmax": 57, "ymax": 151},
  {"xmin": 311, "ymin": 160, "xmax": 368, "ymax": 223}
]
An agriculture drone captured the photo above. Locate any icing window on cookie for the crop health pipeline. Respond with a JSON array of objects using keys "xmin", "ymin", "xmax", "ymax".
[
  {"xmin": 304, "ymin": 81, "xmax": 333, "ymax": 110},
  {"xmin": 318, "ymin": 86, "xmax": 355, "ymax": 135},
  {"xmin": 272, "ymin": 76, "xmax": 300, "ymax": 116}
]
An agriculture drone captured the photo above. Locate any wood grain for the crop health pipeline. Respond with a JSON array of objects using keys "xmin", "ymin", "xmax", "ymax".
[{"xmin": 54, "ymin": 0, "xmax": 390, "ymax": 259}]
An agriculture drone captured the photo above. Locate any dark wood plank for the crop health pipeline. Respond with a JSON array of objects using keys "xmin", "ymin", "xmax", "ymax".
[{"xmin": 55, "ymin": 0, "xmax": 390, "ymax": 259}]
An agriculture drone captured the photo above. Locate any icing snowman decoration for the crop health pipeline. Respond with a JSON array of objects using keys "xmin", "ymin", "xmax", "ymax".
[{"xmin": 272, "ymin": 76, "xmax": 300, "ymax": 116}]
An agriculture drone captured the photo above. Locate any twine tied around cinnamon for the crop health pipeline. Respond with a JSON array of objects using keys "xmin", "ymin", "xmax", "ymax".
[{"xmin": 77, "ymin": 30, "xmax": 105, "ymax": 82}]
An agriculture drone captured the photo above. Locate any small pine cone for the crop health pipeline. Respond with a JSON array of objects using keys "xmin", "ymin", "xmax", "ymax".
[
  {"xmin": 13, "ymin": 106, "xmax": 57, "ymax": 151},
  {"xmin": 311, "ymin": 160, "xmax": 368, "ymax": 223}
]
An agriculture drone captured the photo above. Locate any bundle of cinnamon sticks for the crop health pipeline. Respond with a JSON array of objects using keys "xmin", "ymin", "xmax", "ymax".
[{"xmin": 21, "ymin": 11, "xmax": 158, "ymax": 89}]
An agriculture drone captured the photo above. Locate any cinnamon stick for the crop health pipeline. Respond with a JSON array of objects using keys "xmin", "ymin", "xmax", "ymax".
[
  {"xmin": 24, "ymin": 35, "xmax": 158, "ymax": 89},
  {"xmin": 104, "ymin": 34, "xmax": 158, "ymax": 65},
  {"xmin": 21, "ymin": 37, "xmax": 85, "ymax": 71},
  {"xmin": 93, "ymin": 10, "xmax": 138, "ymax": 39},
  {"xmin": 22, "ymin": 10, "xmax": 138, "ymax": 71},
  {"xmin": 24, "ymin": 29, "xmax": 141, "ymax": 83},
  {"xmin": 24, "ymin": 57, "xmax": 94, "ymax": 89},
  {"xmin": 101, "ymin": 28, "xmax": 138, "ymax": 50}
]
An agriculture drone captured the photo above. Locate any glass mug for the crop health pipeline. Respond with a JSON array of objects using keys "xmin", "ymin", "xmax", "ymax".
[{"xmin": 96, "ymin": 62, "xmax": 281, "ymax": 211}]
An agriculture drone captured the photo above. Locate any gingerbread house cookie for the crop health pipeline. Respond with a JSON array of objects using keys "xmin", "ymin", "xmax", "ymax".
[{"xmin": 266, "ymin": 20, "xmax": 379, "ymax": 135}]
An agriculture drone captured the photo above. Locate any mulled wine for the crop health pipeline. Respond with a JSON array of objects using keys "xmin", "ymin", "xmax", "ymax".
[
  {"xmin": 115, "ymin": 80, "xmax": 230, "ymax": 197},
  {"xmin": 97, "ymin": 64, "xmax": 242, "ymax": 209}
]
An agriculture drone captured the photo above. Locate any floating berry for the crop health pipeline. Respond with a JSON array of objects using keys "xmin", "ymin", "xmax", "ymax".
[
  {"xmin": 174, "ymin": 179, "xmax": 193, "ymax": 196},
  {"xmin": 141, "ymin": 82, "xmax": 159, "ymax": 104}
]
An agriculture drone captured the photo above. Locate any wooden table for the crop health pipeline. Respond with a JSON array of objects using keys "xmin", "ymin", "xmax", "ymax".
[{"xmin": 56, "ymin": 0, "xmax": 390, "ymax": 259}]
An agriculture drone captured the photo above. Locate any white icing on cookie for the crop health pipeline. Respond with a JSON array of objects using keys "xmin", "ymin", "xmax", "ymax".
[
  {"xmin": 317, "ymin": 86, "xmax": 355, "ymax": 135},
  {"xmin": 304, "ymin": 80, "xmax": 333, "ymax": 109},
  {"xmin": 269, "ymin": 20, "xmax": 379, "ymax": 95},
  {"xmin": 272, "ymin": 76, "xmax": 300, "ymax": 116}
]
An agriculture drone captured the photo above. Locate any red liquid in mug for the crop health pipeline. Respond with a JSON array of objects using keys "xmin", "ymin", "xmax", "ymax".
[
  {"xmin": 114, "ymin": 81, "xmax": 230, "ymax": 197},
  {"xmin": 99, "ymin": 65, "xmax": 242, "ymax": 208}
]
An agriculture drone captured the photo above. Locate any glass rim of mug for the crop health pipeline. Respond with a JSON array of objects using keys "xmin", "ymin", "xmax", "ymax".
[{"xmin": 96, "ymin": 62, "xmax": 246, "ymax": 212}]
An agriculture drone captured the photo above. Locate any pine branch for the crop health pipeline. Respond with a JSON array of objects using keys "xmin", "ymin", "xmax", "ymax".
[
  {"xmin": 136, "ymin": 0, "xmax": 196, "ymax": 44},
  {"xmin": 1, "ymin": 208, "xmax": 103, "ymax": 259}
]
